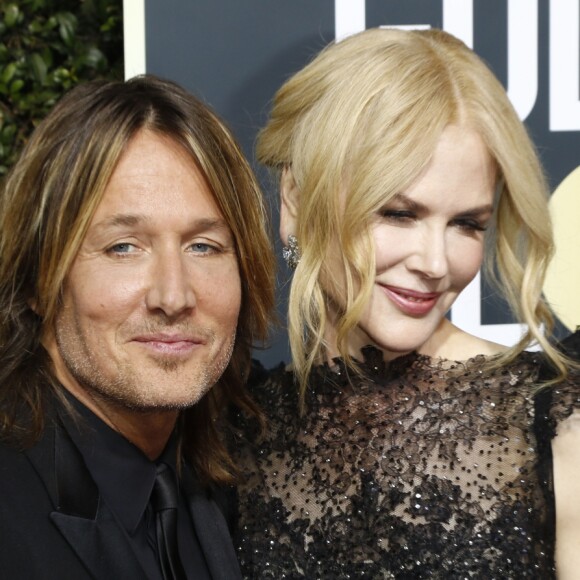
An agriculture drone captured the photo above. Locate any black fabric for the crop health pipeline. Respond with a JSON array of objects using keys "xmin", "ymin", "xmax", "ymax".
[
  {"xmin": 533, "ymin": 386, "xmax": 557, "ymax": 556},
  {"xmin": 559, "ymin": 329, "xmax": 580, "ymax": 360},
  {"xmin": 0, "ymin": 386, "xmax": 242, "ymax": 579},
  {"xmin": 152, "ymin": 463, "xmax": 187, "ymax": 580},
  {"xmin": 61, "ymin": 392, "xmax": 212, "ymax": 580},
  {"xmin": 0, "ymin": 416, "xmax": 150, "ymax": 579},
  {"xmin": 232, "ymin": 349, "xmax": 580, "ymax": 579},
  {"xmin": 60, "ymin": 391, "xmax": 157, "ymax": 534},
  {"xmin": 54, "ymin": 421, "xmax": 99, "ymax": 520},
  {"xmin": 60, "ymin": 394, "xmax": 162, "ymax": 578}
]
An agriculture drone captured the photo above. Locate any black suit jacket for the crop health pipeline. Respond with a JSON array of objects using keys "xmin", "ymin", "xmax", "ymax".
[{"xmin": 0, "ymin": 416, "xmax": 242, "ymax": 579}]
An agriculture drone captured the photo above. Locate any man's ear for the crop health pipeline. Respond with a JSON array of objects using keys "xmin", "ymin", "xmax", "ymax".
[{"xmin": 280, "ymin": 166, "xmax": 299, "ymax": 243}]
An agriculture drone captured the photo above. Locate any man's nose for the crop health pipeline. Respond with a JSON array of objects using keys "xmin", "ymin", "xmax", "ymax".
[{"xmin": 145, "ymin": 251, "xmax": 196, "ymax": 316}]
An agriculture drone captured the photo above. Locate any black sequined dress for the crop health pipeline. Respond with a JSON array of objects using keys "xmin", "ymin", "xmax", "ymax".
[{"xmin": 231, "ymin": 347, "xmax": 580, "ymax": 579}]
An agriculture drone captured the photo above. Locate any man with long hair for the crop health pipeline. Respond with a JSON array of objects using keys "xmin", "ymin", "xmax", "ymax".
[{"xmin": 0, "ymin": 75, "xmax": 275, "ymax": 579}]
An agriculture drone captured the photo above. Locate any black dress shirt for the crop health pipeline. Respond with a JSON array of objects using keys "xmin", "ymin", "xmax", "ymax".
[{"xmin": 60, "ymin": 392, "xmax": 212, "ymax": 580}]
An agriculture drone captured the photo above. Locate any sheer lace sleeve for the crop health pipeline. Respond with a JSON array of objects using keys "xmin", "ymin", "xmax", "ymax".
[{"xmin": 549, "ymin": 370, "xmax": 580, "ymax": 432}]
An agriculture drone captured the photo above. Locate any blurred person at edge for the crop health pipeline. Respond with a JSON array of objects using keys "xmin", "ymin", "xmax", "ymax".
[
  {"xmin": 0, "ymin": 75, "xmax": 275, "ymax": 579},
  {"xmin": 231, "ymin": 28, "xmax": 580, "ymax": 579}
]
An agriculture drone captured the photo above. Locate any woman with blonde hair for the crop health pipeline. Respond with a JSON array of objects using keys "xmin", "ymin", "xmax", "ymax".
[{"xmin": 232, "ymin": 28, "xmax": 579, "ymax": 578}]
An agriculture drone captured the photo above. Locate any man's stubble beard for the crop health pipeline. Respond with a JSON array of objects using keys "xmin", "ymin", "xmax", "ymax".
[{"xmin": 54, "ymin": 313, "xmax": 237, "ymax": 414}]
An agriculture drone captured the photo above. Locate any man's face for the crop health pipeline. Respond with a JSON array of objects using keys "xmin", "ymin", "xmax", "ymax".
[{"xmin": 46, "ymin": 130, "xmax": 241, "ymax": 416}]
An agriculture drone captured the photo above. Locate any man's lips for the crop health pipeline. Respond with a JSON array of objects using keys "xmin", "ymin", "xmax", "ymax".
[
  {"xmin": 131, "ymin": 333, "xmax": 205, "ymax": 354},
  {"xmin": 133, "ymin": 333, "xmax": 204, "ymax": 343},
  {"xmin": 380, "ymin": 284, "xmax": 441, "ymax": 315}
]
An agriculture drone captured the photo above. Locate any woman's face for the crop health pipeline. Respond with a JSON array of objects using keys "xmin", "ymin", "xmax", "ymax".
[{"xmin": 325, "ymin": 124, "xmax": 496, "ymax": 360}]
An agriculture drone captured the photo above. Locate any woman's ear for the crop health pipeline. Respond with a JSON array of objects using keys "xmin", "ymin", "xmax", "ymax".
[{"xmin": 280, "ymin": 165, "xmax": 299, "ymax": 243}]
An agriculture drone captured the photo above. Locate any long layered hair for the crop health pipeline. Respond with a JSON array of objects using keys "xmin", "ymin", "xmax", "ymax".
[
  {"xmin": 0, "ymin": 75, "xmax": 275, "ymax": 484},
  {"xmin": 257, "ymin": 28, "xmax": 567, "ymax": 399}
]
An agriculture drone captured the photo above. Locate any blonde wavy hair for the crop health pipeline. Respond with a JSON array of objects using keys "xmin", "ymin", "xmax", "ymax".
[{"xmin": 257, "ymin": 27, "xmax": 567, "ymax": 400}]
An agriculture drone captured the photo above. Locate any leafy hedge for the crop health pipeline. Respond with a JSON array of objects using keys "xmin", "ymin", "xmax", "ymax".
[{"xmin": 0, "ymin": 0, "xmax": 123, "ymax": 176}]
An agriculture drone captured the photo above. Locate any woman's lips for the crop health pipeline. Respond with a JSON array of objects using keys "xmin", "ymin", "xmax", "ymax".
[{"xmin": 381, "ymin": 285, "xmax": 441, "ymax": 316}]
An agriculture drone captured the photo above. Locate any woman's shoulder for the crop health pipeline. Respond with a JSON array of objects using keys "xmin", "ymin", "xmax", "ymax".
[
  {"xmin": 543, "ymin": 369, "xmax": 580, "ymax": 433},
  {"xmin": 247, "ymin": 358, "xmax": 295, "ymax": 404},
  {"xmin": 232, "ymin": 359, "xmax": 299, "ymax": 441},
  {"xmin": 229, "ymin": 361, "xmax": 299, "ymax": 493},
  {"xmin": 535, "ymin": 330, "xmax": 580, "ymax": 435},
  {"xmin": 559, "ymin": 329, "xmax": 580, "ymax": 360}
]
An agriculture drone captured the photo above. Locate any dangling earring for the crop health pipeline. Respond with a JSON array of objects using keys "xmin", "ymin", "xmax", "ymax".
[{"xmin": 282, "ymin": 234, "xmax": 300, "ymax": 270}]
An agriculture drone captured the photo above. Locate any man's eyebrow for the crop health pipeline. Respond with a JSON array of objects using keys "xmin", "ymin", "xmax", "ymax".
[
  {"xmin": 193, "ymin": 217, "xmax": 230, "ymax": 231},
  {"xmin": 95, "ymin": 214, "xmax": 147, "ymax": 229},
  {"xmin": 93, "ymin": 214, "xmax": 230, "ymax": 231}
]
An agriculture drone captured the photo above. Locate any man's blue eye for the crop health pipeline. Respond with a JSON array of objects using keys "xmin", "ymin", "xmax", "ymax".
[
  {"xmin": 191, "ymin": 243, "xmax": 213, "ymax": 253},
  {"xmin": 108, "ymin": 243, "xmax": 135, "ymax": 253}
]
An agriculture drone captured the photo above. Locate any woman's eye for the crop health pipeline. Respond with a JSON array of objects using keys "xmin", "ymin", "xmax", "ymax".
[
  {"xmin": 380, "ymin": 209, "xmax": 415, "ymax": 222},
  {"xmin": 453, "ymin": 218, "xmax": 488, "ymax": 233}
]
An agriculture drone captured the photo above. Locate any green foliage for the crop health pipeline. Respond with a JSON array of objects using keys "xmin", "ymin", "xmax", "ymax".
[{"xmin": 0, "ymin": 0, "xmax": 123, "ymax": 175}]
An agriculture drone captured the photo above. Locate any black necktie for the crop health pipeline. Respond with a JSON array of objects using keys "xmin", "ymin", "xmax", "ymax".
[{"xmin": 151, "ymin": 463, "xmax": 187, "ymax": 580}]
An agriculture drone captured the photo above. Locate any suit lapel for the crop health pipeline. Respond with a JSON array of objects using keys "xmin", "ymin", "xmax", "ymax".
[
  {"xmin": 50, "ymin": 508, "xmax": 148, "ymax": 580},
  {"xmin": 26, "ymin": 419, "xmax": 150, "ymax": 580},
  {"xmin": 182, "ymin": 467, "xmax": 242, "ymax": 580}
]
